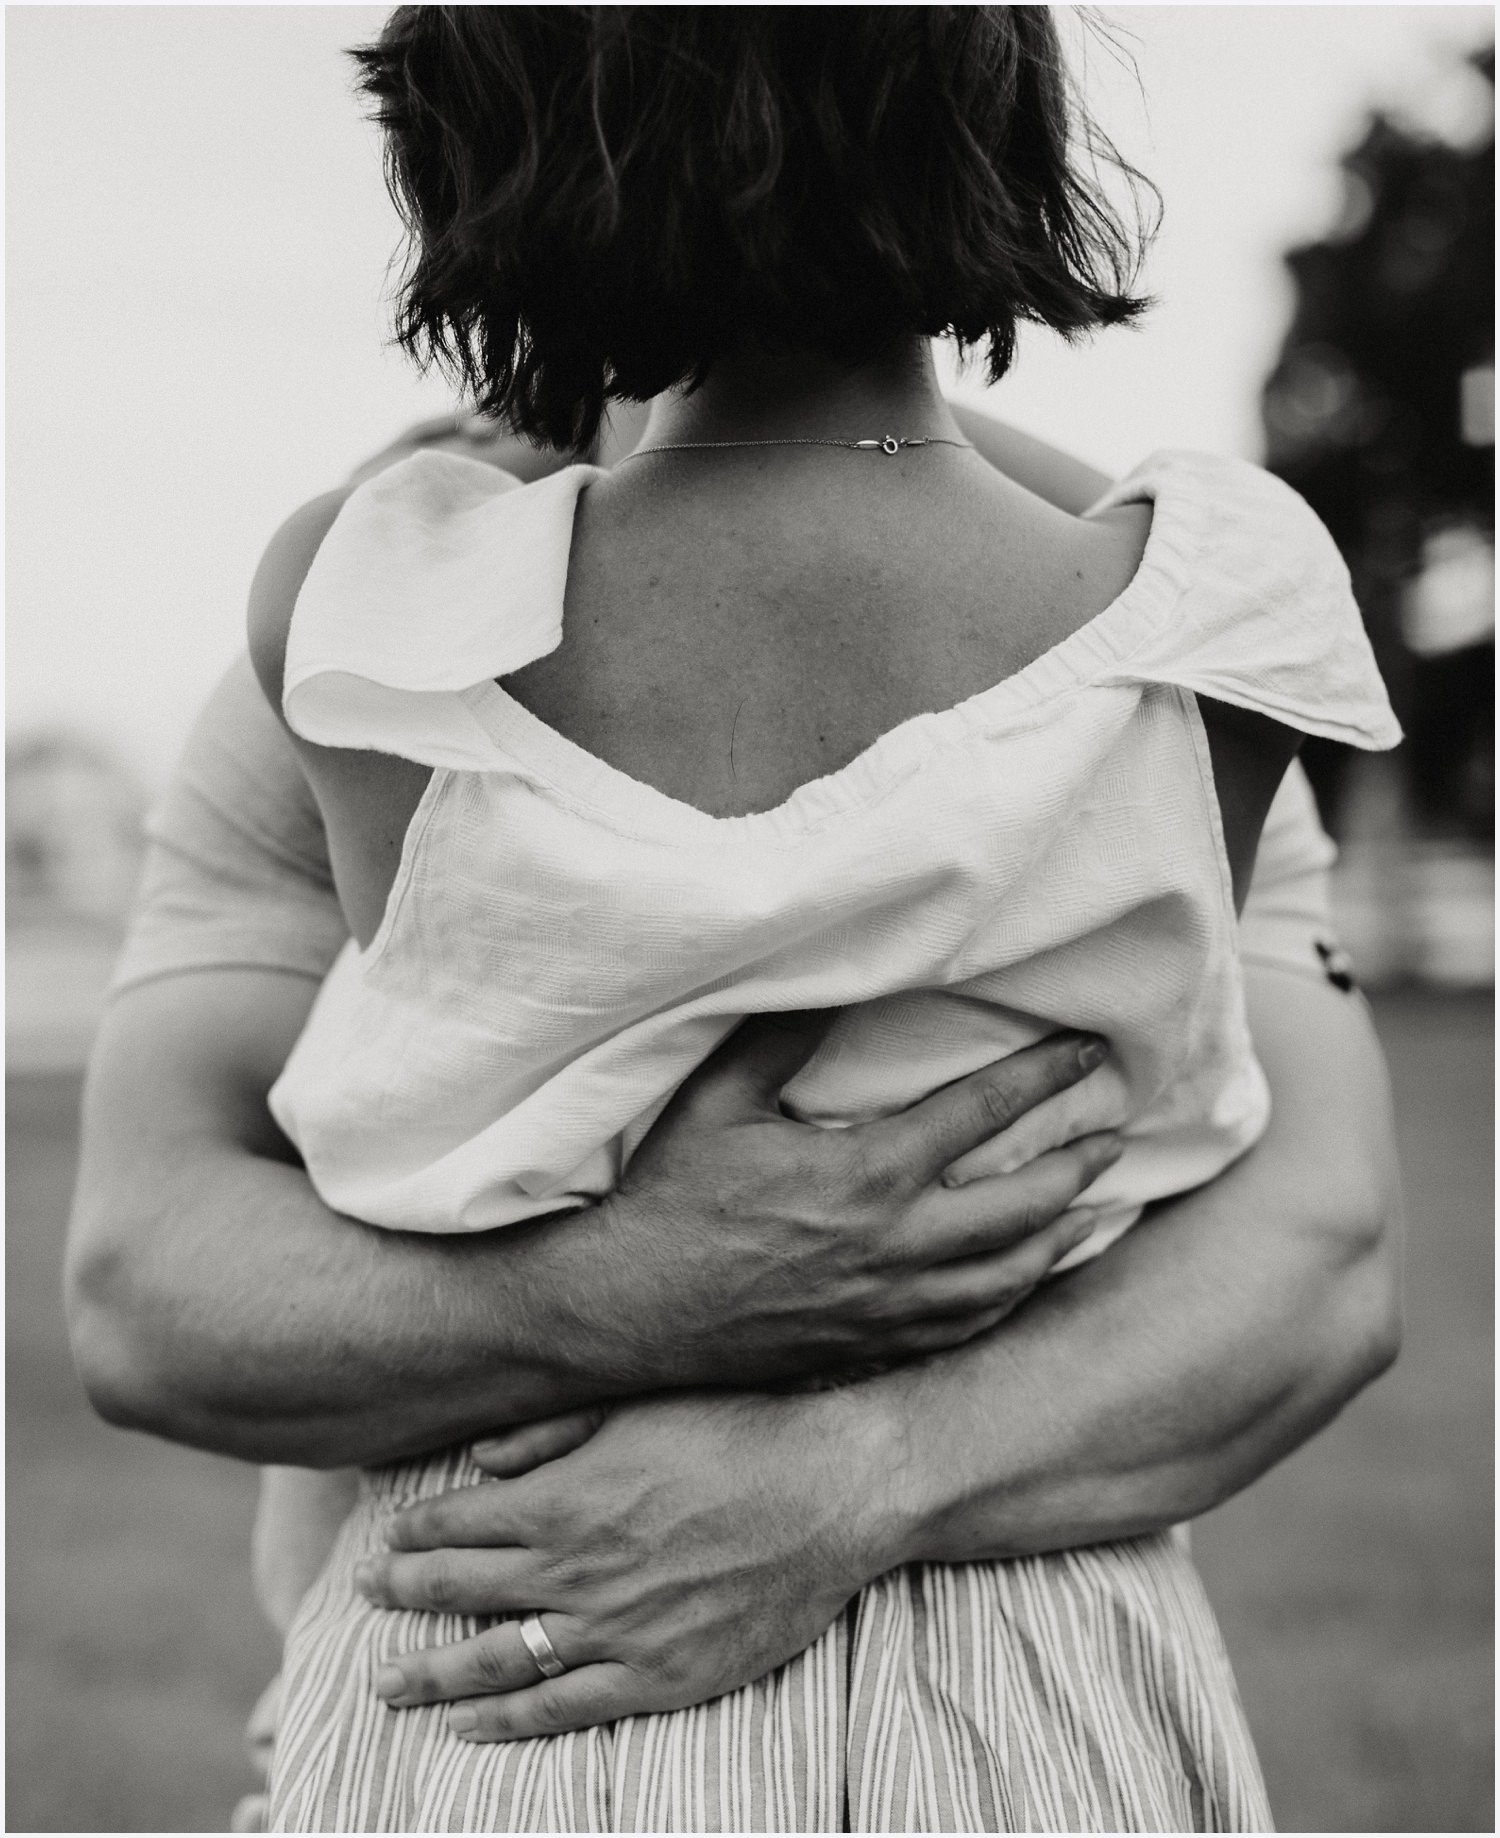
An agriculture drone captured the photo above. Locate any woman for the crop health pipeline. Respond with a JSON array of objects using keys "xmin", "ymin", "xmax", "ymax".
[{"xmin": 80, "ymin": 8, "xmax": 1402, "ymax": 1832}]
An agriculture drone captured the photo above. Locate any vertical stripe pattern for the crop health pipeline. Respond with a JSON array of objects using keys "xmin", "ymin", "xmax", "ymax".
[{"xmin": 268, "ymin": 1453, "xmax": 1271, "ymax": 1833}]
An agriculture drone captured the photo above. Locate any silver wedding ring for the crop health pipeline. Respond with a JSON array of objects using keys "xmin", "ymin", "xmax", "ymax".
[{"xmin": 518, "ymin": 1613, "xmax": 567, "ymax": 1679}]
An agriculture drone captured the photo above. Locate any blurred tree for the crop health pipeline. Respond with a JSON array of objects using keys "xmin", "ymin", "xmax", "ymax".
[{"xmin": 1262, "ymin": 46, "xmax": 1494, "ymax": 841}]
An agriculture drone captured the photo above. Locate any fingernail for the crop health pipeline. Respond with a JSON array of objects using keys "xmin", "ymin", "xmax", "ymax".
[
  {"xmin": 1077, "ymin": 1036, "xmax": 1107, "ymax": 1071},
  {"xmin": 449, "ymin": 1706, "xmax": 478, "ymax": 1735},
  {"xmin": 374, "ymin": 1665, "xmax": 405, "ymax": 1700}
]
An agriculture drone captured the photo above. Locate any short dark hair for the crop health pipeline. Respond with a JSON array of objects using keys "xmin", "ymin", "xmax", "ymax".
[{"xmin": 353, "ymin": 6, "xmax": 1154, "ymax": 450}]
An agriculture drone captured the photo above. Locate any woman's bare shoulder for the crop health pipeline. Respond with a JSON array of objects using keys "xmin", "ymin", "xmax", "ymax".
[
  {"xmin": 246, "ymin": 487, "xmax": 354, "ymax": 720},
  {"xmin": 965, "ymin": 470, "xmax": 1152, "ymax": 643}
]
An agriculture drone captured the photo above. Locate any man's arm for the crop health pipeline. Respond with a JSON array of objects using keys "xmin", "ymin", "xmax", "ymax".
[
  {"xmin": 355, "ymin": 957, "xmax": 1402, "ymax": 1738},
  {"xmin": 880, "ymin": 756, "xmax": 1403, "ymax": 1555},
  {"xmin": 875, "ymin": 962, "xmax": 1403, "ymax": 1561},
  {"xmin": 69, "ymin": 958, "xmax": 1121, "ymax": 1466}
]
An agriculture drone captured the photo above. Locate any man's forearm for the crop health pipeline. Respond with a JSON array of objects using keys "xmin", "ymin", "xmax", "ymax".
[
  {"xmin": 860, "ymin": 968, "xmax": 1403, "ymax": 1565},
  {"xmin": 71, "ymin": 1145, "xmax": 639, "ymax": 1468},
  {"xmin": 68, "ymin": 971, "xmax": 1113, "ymax": 1468},
  {"xmin": 67, "ymin": 974, "xmax": 655, "ymax": 1466}
]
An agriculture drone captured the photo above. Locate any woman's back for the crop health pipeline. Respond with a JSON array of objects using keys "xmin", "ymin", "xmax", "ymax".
[{"xmin": 526, "ymin": 443, "xmax": 1149, "ymax": 822}]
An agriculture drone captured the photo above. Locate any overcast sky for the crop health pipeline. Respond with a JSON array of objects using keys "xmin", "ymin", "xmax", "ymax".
[{"xmin": 8, "ymin": 5, "xmax": 1494, "ymax": 788}]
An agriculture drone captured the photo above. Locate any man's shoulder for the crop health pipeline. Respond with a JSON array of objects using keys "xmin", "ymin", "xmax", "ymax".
[
  {"xmin": 108, "ymin": 655, "xmax": 345, "ymax": 1000},
  {"xmin": 169, "ymin": 656, "xmax": 333, "ymax": 874}
]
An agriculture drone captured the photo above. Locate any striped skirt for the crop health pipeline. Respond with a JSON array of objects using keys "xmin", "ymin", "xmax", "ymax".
[{"xmin": 269, "ymin": 1451, "xmax": 1272, "ymax": 1833}]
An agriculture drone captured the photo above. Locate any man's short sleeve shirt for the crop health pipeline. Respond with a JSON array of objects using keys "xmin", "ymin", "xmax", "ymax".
[{"xmin": 109, "ymin": 657, "xmax": 348, "ymax": 996}]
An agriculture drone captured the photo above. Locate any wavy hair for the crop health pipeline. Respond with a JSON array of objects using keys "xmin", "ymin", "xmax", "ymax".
[{"xmin": 353, "ymin": 6, "xmax": 1155, "ymax": 449}]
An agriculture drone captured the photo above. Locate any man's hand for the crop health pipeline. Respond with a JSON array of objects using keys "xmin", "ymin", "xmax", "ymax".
[
  {"xmin": 539, "ymin": 1015, "xmax": 1121, "ymax": 1390},
  {"xmin": 68, "ymin": 962, "xmax": 1115, "ymax": 1464},
  {"xmin": 354, "ymin": 1386, "xmax": 895, "ymax": 1741},
  {"xmin": 342, "ymin": 963, "xmax": 1402, "ymax": 1739}
]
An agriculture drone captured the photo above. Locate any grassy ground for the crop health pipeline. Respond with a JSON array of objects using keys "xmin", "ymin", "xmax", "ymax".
[
  {"xmin": 6, "ymin": 992, "xmax": 1492, "ymax": 1833},
  {"xmin": 1194, "ymin": 991, "xmax": 1494, "ymax": 1833}
]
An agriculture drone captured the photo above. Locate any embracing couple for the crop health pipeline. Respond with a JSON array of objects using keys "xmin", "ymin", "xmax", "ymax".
[{"xmin": 67, "ymin": 8, "xmax": 1402, "ymax": 1832}]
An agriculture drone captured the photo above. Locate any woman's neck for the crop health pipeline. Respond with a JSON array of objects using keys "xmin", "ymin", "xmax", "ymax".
[{"xmin": 637, "ymin": 341, "xmax": 965, "ymax": 449}]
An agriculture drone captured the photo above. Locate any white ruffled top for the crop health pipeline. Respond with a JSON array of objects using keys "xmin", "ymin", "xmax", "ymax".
[{"xmin": 270, "ymin": 448, "xmax": 1400, "ymax": 1256}]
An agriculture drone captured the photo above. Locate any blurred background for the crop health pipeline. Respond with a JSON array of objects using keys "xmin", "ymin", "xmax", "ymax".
[{"xmin": 7, "ymin": 6, "xmax": 1493, "ymax": 1830}]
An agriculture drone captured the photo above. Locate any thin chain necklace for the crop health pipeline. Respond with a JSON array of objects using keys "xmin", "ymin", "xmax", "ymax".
[{"xmin": 620, "ymin": 433, "xmax": 973, "ymax": 460}]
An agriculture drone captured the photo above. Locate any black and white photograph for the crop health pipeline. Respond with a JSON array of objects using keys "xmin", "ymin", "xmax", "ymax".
[{"xmin": 7, "ymin": 6, "xmax": 1493, "ymax": 1833}]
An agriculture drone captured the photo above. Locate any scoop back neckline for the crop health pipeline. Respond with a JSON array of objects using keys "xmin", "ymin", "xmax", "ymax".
[{"xmin": 465, "ymin": 450, "xmax": 1196, "ymax": 841}]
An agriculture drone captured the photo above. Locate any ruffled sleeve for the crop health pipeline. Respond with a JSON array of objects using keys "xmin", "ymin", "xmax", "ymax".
[
  {"xmin": 282, "ymin": 450, "xmax": 599, "ymax": 769},
  {"xmin": 1093, "ymin": 451, "xmax": 1403, "ymax": 751}
]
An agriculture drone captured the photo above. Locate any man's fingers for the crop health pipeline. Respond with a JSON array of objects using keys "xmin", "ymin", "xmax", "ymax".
[
  {"xmin": 355, "ymin": 1545, "xmax": 539, "ymax": 1616},
  {"xmin": 899, "ymin": 1296, "xmax": 1037, "ymax": 1353},
  {"xmin": 472, "ymin": 1408, "xmax": 606, "ymax": 1477},
  {"xmin": 440, "ymin": 1662, "xmax": 644, "ymax": 1741},
  {"xmin": 915, "ymin": 1207, "xmax": 1103, "ymax": 1317},
  {"xmin": 384, "ymin": 1480, "xmax": 534, "ymax": 1552},
  {"xmin": 856, "ymin": 1032, "xmax": 1107, "ymax": 1189},
  {"xmin": 906, "ymin": 1132, "xmax": 1123, "ymax": 1261},
  {"xmin": 683, "ymin": 1009, "xmax": 837, "ymax": 1117},
  {"xmin": 373, "ymin": 1613, "xmax": 594, "ymax": 1710},
  {"xmin": 874, "ymin": 1205, "xmax": 1107, "ymax": 1360}
]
